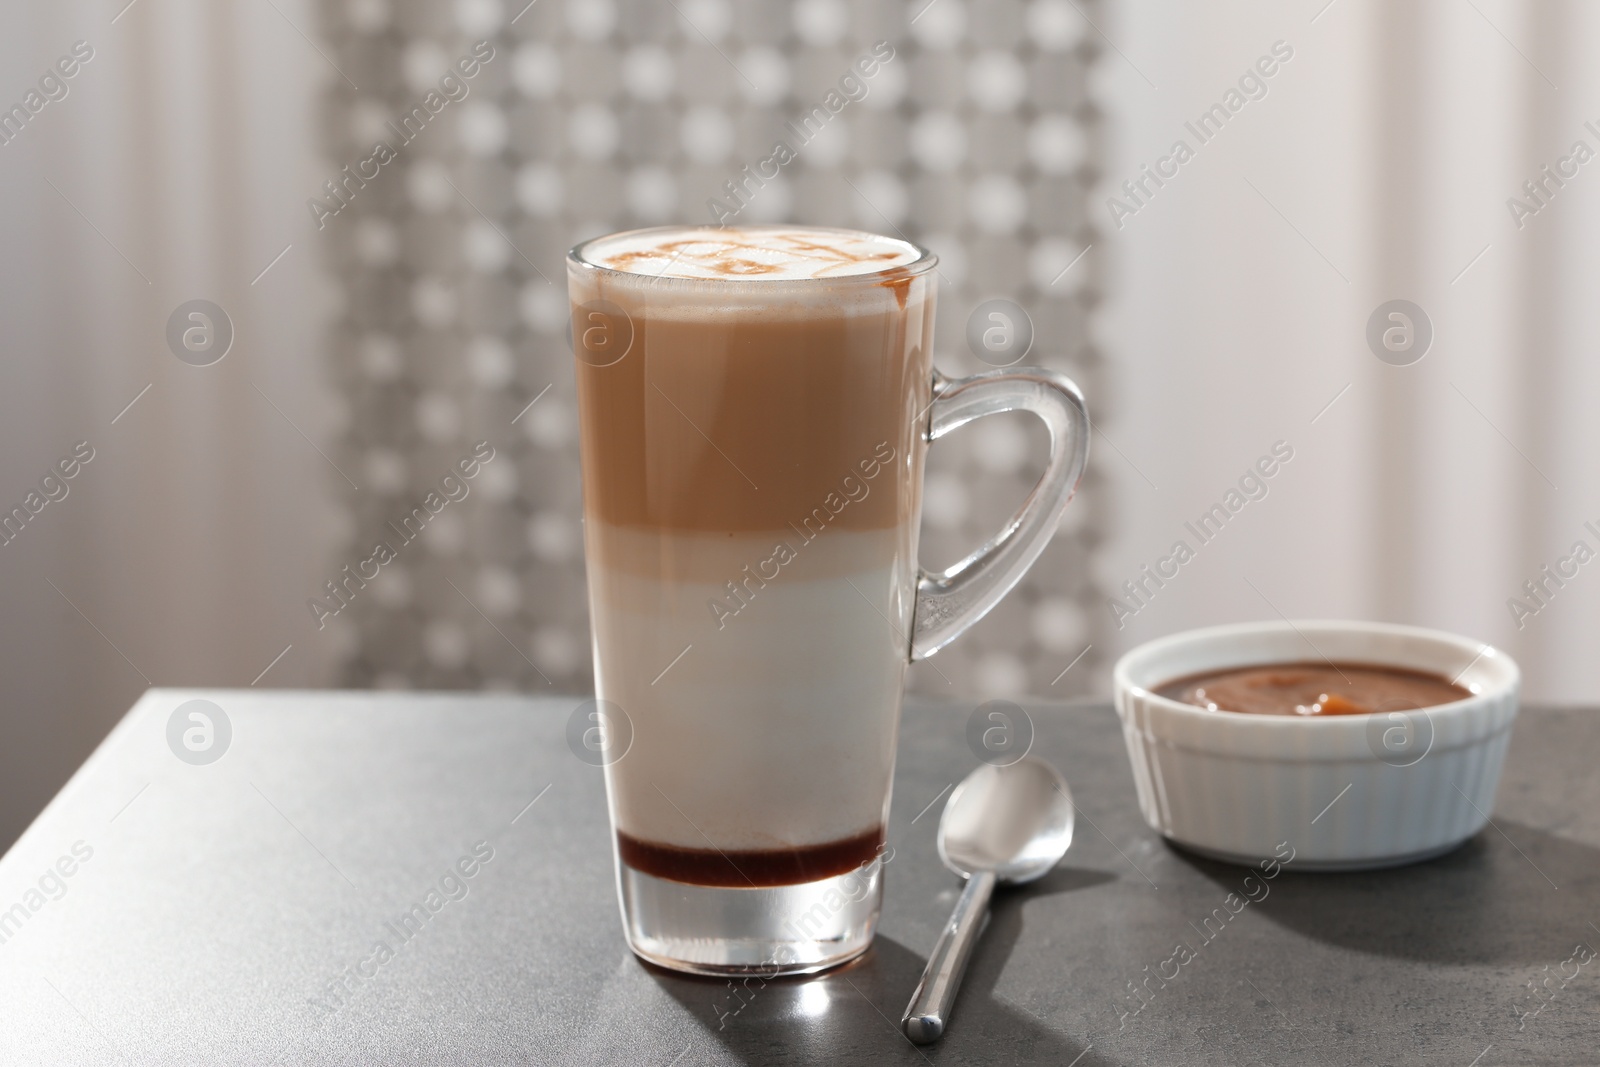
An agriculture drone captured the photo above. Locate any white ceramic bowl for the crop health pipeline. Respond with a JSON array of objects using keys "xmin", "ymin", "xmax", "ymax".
[{"xmin": 1113, "ymin": 620, "xmax": 1520, "ymax": 870}]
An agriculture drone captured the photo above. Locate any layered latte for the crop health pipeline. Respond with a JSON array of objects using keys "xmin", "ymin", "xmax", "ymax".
[{"xmin": 569, "ymin": 226, "xmax": 935, "ymax": 887}]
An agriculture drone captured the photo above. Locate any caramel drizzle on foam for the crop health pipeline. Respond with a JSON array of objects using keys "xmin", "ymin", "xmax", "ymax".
[{"xmin": 598, "ymin": 230, "xmax": 910, "ymax": 281}]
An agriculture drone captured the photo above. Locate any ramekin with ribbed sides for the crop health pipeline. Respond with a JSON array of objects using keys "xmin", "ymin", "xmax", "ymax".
[{"xmin": 1113, "ymin": 621, "xmax": 1521, "ymax": 871}]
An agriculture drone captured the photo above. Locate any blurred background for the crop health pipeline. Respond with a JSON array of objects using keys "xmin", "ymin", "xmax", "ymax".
[{"xmin": 1, "ymin": 0, "xmax": 1594, "ymax": 852}]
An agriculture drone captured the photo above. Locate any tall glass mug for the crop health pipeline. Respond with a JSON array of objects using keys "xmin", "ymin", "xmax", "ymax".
[{"xmin": 567, "ymin": 225, "xmax": 1088, "ymax": 976}]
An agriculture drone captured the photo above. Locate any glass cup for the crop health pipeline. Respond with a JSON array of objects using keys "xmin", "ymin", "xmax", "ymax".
[{"xmin": 568, "ymin": 225, "xmax": 1089, "ymax": 976}]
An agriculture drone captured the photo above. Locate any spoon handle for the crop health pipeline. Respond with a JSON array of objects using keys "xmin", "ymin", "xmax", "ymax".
[{"xmin": 901, "ymin": 869, "xmax": 997, "ymax": 1044}]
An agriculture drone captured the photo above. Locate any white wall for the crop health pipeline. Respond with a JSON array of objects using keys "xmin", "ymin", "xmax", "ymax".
[
  {"xmin": 0, "ymin": 0, "xmax": 340, "ymax": 848},
  {"xmin": 1097, "ymin": 0, "xmax": 1600, "ymax": 702}
]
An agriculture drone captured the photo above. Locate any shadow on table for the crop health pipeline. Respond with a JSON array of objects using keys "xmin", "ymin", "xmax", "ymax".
[
  {"xmin": 644, "ymin": 865, "xmax": 1119, "ymax": 1066},
  {"xmin": 1172, "ymin": 820, "xmax": 1600, "ymax": 966}
]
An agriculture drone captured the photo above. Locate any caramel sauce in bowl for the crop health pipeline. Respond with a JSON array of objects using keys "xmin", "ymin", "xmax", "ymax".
[
  {"xmin": 1156, "ymin": 662, "xmax": 1471, "ymax": 718},
  {"xmin": 1112, "ymin": 621, "xmax": 1520, "ymax": 871}
]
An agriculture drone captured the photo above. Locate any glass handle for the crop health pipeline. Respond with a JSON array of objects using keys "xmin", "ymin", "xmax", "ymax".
[{"xmin": 910, "ymin": 367, "xmax": 1090, "ymax": 661}]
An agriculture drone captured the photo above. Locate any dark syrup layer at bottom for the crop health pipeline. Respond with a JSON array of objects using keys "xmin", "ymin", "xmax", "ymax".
[{"xmin": 617, "ymin": 825, "xmax": 885, "ymax": 888}]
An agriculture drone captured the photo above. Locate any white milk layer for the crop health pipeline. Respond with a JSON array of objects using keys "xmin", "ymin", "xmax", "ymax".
[{"xmin": 587, "ymin": 522, "xmax": 916, "ymax": 852}]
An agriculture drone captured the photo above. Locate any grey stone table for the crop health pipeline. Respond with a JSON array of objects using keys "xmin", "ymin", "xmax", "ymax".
[{"xmin": 0, "ymin": 690, "xmax": 1596, "ymax": 1066}]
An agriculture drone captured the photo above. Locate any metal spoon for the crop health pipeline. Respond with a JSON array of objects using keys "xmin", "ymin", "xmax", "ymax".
[{"xmin": 901, "ymin": 756, "xmax": 1075, "ymax": 1044}]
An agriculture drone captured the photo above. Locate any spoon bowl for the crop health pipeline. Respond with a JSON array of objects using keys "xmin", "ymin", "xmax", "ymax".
[{"xmin": 938, "ymin": 758, "xmax": 1075, "ymax": 883}]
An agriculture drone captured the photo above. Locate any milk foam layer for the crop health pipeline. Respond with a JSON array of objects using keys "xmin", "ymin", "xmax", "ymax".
[{"xmin": 580, "ymin": 225, "xmax": 924, "ymax": 282}]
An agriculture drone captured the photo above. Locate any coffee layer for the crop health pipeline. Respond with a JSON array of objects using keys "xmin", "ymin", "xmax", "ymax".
[{"xmin": 572, "ymin": 295, "xmax": 932, "ymax": 533}]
